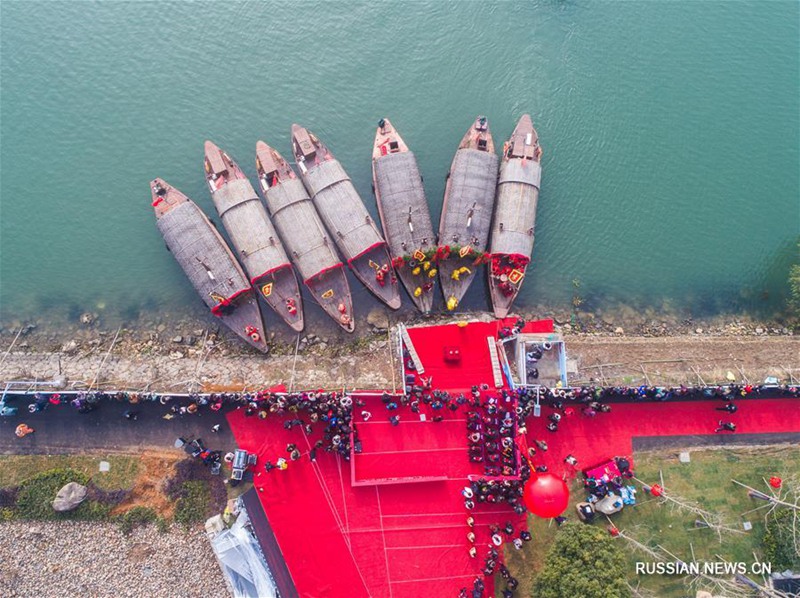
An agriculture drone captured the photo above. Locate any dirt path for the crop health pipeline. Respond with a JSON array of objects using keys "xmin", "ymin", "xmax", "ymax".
[
  {"xmin": 566, "ymin": 335, "xmax": 799, "ymax": 386},
  {"xmin": 109, "ymin": 451, "xmax": 183, "ymax": 517}
]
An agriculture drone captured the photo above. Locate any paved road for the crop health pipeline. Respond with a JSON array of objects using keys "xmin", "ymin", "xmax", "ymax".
[
  {"xmin": 0, "ymin": 396, "xmax": 237, "ymax": 455},
  {"xmin": 633, "ymin": 432, "xmax": 800, "ymax": 450}
]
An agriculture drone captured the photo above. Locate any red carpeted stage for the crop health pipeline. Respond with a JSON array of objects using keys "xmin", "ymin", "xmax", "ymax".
[
  {"xmin": 402, "ymin": 318, "xmax": 554, "ymax": 391},
  {"xmin": 352, "ymin": 395, "xmax": 484, "ymax": 485},
  {"xmin": 226, "ymin": 319, "xmax": 800, "ymax": 598}
]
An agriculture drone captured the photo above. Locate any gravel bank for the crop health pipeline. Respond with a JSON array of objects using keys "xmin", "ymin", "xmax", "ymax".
[{"xmin": 0, "ymin": 521, "xmax": 229, "ymax": 598}]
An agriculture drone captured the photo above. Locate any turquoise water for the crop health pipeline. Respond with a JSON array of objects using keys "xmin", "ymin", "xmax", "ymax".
[{"xmin": 1, "ymin": 1, "xmax": 798, "ymax": 329}]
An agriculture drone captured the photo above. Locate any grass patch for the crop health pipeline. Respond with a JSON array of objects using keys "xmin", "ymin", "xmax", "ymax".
[
  {"xmin": 0, "ymin": 455, "xmax": 140, "ymax": 490},
  {"xmin": 15, "ymin": 468, "xmax": 112, "ymax": 521},
  {"xmin": 621, "ymin": 445, "xmax": 800, "ymax": 597},
  {"xmin": 505, "ymin": 445, "xmax": 800, "ymax": 598},
  {"xmin": 165, "ymin": 458, "xmax": 226, "ymax": 528},
  {"xmin": 174, "ymin": 480, "xmax": 210, "ymax": 527},
  {"xmin": 117, "ymin": 505, "xmax": 158, "ymax": 534}
]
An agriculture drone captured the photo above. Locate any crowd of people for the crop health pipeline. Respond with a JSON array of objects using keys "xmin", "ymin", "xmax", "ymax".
[
  {"xmin": 462, "ymin": 478, "xmax": 529, "ymax": 515},
  {"xmin": 466, "ymin": 400, "xmax": 518, "ymax": 477},
  {"xmin": 584, "ymin": 456, "xmax": 633, "ymax": 499},
  {"xmin": 535, "ymin": 382, "xmax": 798, "ymax": 403},
  {"xmin": 12, "ymin": 380, "xmax": 798, "ymax": 417}
]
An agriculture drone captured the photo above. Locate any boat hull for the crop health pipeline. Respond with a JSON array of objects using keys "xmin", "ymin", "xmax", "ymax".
[
  {"xmin": 151, "ymin": 179, "xmax": 268, "ymax": 352},
  {"xmin": 256, "ymin": 142, "xmax": 355, "ymax": 332},
  {"xmin": 292, "ymin": 125, "xmax": 401, "ymax": 310},
  {"xmin": 205, "ymin": 142, "xmax": 304, "ymax": 332},
  {"xmin": 371, "ymin": 120, "xmax": 436, "ymax": 314},
  {"xmin": 488, "ymin": 114, "xmax": 542, "ymax": 319},
  {"xmin": 438, "ymin": 118, "xmax": 499, "ymax": 311}
]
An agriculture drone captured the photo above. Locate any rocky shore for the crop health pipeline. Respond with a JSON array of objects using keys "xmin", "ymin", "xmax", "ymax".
[
  {"xmin": 0, "ymin": 521, "xmax": 227, "ymax": 598},
  {"xmin": 0, "ymin": 307, "xmax": 796, "ymax": 391}
]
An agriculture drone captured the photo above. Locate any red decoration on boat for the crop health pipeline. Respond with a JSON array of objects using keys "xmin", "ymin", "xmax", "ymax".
[{"xmin": 245, "ymin": 326, "xmax": 261, "ymax": 343}]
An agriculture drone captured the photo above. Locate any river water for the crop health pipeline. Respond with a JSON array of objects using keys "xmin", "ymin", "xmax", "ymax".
[{"xmin": 1, "ymin": 1, "xmax": 798, "ymax": 332}]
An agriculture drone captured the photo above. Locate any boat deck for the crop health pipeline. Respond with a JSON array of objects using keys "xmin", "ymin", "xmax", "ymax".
[{"xmin": 371, "ymin": 118, "xmax": 436, "ymax": 313}]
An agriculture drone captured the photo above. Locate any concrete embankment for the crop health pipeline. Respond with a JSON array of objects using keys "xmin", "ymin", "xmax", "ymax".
[{"xmin": 1, "ymin": 328, "xmax": 796, "ymax": 392}]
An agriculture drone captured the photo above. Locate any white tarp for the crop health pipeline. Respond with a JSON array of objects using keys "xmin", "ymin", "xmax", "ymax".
[{"xmin": 209, "ymin": 510, "xmax": 278, "ymax": 598}]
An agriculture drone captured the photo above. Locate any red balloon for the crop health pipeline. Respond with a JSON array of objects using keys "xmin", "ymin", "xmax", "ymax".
[
  {"xmin": 523, "ymin": 473, "xmax": 570, "ymax": 518},
  {"xmin": 769, "ymin": 477, "xmax": 782, "ymax": 489}
]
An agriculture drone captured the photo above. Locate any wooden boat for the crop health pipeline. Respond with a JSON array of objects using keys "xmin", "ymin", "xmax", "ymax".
[
  {"xmin": 255, "ymin": 140, "xmax": 355, "ymax": 332},
  {"xmin": 291, "ymin": 124, "xmax": 401, "ymax": 310},
  {"xmin": 204, "ymin": 141, "xmax": 304, "ymax": 332},
  {"xmin": 150, "ymin": 178, "xmax": 268, "ymax": 352},
  {"xmin": 488, "ymin": 114, "xmax": 543, "ymax": 318},
  {"xmin": 371, "ymin": 118, "xmax": 436, "ymax": 314},
  {"xmin": 438, "ymin": 116, "xmax": 500, "ymax": 311}
]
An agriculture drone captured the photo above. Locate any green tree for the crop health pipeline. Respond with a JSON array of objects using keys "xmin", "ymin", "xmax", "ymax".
[
  {"xmin": 789, "ymin": 241, "xmax": 800, "ymax": 327},
  {"xmin": 533, "ymin": 522, "xmax": 630, "ymax": 598},
  {"xmin": 763, "ymin": 509, "xmax": 800, "ymax": 570}
]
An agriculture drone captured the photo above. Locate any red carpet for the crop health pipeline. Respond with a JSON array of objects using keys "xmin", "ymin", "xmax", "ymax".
[
  {"xmin": 523, "ymin": 398, "xmax": 800, "ymax": 479},
  {"xmin": 225, "ymin": 320, "xmax": 799, "ymax": 598}
]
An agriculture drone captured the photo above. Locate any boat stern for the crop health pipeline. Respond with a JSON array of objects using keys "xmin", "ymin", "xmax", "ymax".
[
  {"xmin": 204, "ymin": 140, "xmax": 229, "ymax": 179},
  {"xmin": 505, "ymin": 114, "xmax": 541, "ymax": 161},
  {"xmin": 150, "ymin": 178, "xmax": 186, "ymax": 218},
  {"xmin": 219, "ymin": 291, "xmax": 269, "ymax": 353},
  {"xmin": 306, "ymin": 265, "xmax": 356, "ymax": 333},
  {"xmin": 291, "ymin": 123, "xmax": 317, "ymax": 163},
  {"xmin": 350, "ymin": 245, "xmax": 402, "ymax": 311},
  {"xmin": 372, "ymin": 117, "xmax": 408, "ymax": 160},
  {"xmin": 488, "ymin": 253, "xmax": 529, "ymax": 321},
  {"xmin": 459, "ymin": 115, "xmax": 495, "ymax": 153}
]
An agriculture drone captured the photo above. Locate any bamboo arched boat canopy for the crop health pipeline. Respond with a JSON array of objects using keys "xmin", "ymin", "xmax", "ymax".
[
  {"xmin": 488, "ymin": 114, "xmax": 542, "ymax": 319},
  {"xmin": 292, "ymin": 124, "xmax": 401, "ymax": 310},
  {"xmin": 204, "ymin": 141, "xmax": 304, "ymax": 332},
  {"xmin": 371, "ymin": 118, "xmax": 436, "ymax": 314},
  {"xmin": 255, "ymin": 140, "xmax": 355, "ymax": 332},
  {"xmin": 438, "ymin": 116, "xmax": 500, "ymax": 312},
  {"xmin": 150, "ymin": 178, "xmax": 268, "ymax": 352}
]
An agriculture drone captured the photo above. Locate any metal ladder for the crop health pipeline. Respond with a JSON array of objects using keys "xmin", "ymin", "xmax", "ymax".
[
  {"xmin": 487, "ymin": 337, "xmax": 504, "ymax": 388},
  {"xmin": 399, "ymin": 325, "xmax": 425, "ymax": 375}
]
